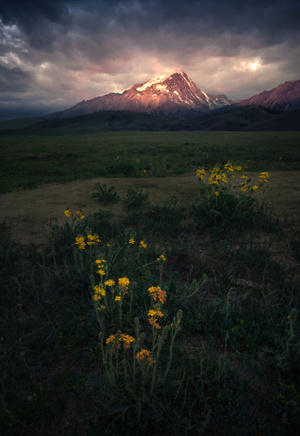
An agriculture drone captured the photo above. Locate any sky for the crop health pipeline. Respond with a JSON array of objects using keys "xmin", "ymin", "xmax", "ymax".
[{"xmin": 0, "ymin": 0, "xmax": 299, "ymax": 120}]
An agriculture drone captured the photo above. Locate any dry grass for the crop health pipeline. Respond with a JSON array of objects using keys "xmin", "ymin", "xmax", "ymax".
[{"xmin": 1, "ymin": 171, "xmax": 299, "ymax": 248}]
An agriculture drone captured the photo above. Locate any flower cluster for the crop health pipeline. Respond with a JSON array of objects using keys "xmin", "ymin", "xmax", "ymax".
[
  {"xmin": 76, "ymin": 210, "xmax": 85, "ymax": 220},
  {"xmin": 224, "ymin": 162, "xmax": 242, "ymax": 172},
  {"xmin": 106, "ymin": 333, "xmax": 135, "ymax": 349},
  {"xmin": 96, "ymin": 259, "xmax": 107, "ymax": 276},
  {"xmin": 118, "ymin": 277, "xmax": 130, "ymax": 289},
  {"xmin": 148, "ymin": 309, "xmax": 164, "ymax": 329},
  {"xmin": 75, "ymin": 233, "xmax": 100, "ymax": 249},
  {"xmin": 64, "ymin": 209, "xmax": 72, "ymax": 217},
  {"xmin": 104, "ymin": 279, "xmax": 115, "ymax": 287},
  {"xmin": 136, "ymin": 348, "xmax": 155, "ymax": 365},
  {"xmin": 64, "ymin": 208, "xmax": 86, "ymax": 219},
  {"xmin": 196, "ymin": 162, "xmax": 269, "ymax": 195},
  {"xmin": 87, "ymin": 233, "xmax": 101, "ymax": 245},
  {"xmin": 156, "ymin": 254, "xmax": 166, "ymax": 262},
  {"xmin": 129, "ymin": 238, "xmax": 147, "ymax": 248},
  {"xmin": 113, "ymin": 277, "xmax": 130, "ymax": 301},
  {"xmin": 196, "ymin": 168, "xmax": 206, "ymax": 180},
  {"xmin": 148, "ymin": 286, "xmax": 167, "ymax": 304},
  {"xmin": 259, "ymin": 172, "xmax": 269, "ymax": 183},
  {"xmin": 93, "ymin": 285, "xmax": 106, "ymax": 301},
  {"xmin": 147, "ymin": 285, "xmax": 167, "ymax": 329}
]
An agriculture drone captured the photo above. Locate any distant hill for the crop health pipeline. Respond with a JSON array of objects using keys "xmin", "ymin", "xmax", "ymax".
[
  {"xmin": 0, "ymin": 106, "xmax": 296, "ymax": 135},
  {"xmin": 0, "ymin": 117, "xmax": 42, "ymax": 130},
  {"xmin": 235, "ymin": 80, "xmax": 300, "ymax": 110}
]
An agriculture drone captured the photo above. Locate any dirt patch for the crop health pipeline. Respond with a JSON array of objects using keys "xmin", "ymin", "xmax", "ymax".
[{"xmin": 1, "ymin": 172, "xmax": 299, "ymax": 248}]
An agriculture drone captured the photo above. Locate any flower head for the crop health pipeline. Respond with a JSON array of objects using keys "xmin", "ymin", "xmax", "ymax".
[
  {"xmin": 75, "ymin": 236, "xmax": 86, "ymax": 249},
  {"xmin": 77, "ymin": 210, "xmax": 85, "ymax": 219},
  {"xmin": 104, "ymin": 279, "xmax": 115, "ymax": 286},
  {"xmin": 136, "ymin": 348, "xmax": 155, "ymax": 365},
  {"xmin": 64, "ymin": 209, "xmax": 72, "ymax": 217},
  {"xmin": 118, "ymin": 277, "xmax": 130, "ymax": 288},
  {"xmin": 106, "ymin": 334, "xmax": 115, "ymax": 345},
  {"xmin": 148, "ymin": 286, "xmax": 167, "ymax": 304},
  {"xmin": 196, "ymin": 168, "xmax": 206, "ymax": 180},
  {"xmin": 93, "ymin": 285, "xmax": 106, "ymax": 301}
]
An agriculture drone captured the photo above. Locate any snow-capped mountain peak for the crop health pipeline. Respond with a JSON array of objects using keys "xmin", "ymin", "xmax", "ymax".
[{"xmin": 47, "ymin": 71, "xmax": 232, "ymax": 118}]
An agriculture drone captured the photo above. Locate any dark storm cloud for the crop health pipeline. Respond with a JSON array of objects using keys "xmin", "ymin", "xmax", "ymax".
[
  {"xmin": 0, "ymin": 0, "xmax": 299, "ymax": 119},
  {"xmin": 0, "ymin": 65, "xmax": 31, "ymax": 92},
  {"xmin": 2, "ymin": 1, "xmax": 299, "ymax": 46}
]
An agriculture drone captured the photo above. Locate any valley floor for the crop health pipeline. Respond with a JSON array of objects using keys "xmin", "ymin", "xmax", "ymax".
[{"xmin": 1, "ymin": 171, "xmax": 299, "ymax": 248}]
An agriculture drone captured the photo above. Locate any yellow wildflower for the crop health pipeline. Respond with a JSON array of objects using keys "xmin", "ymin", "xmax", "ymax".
[
  {"xmin": 93, "ymin": 285, "xmax": 106, "ymax": 296},
  {"xmin": 75, "ymin": 236, "xmax": 86, "ymax": 249},
  {"xmin": 252, "ymin": 185, "xmax": 259, "ymax": 191},
  {"xmin": 106, "ymin": 335, "xmax": 115, "ymax": 344},
  {"xmin": 259, "ymin": 171, "xmax": 269, "ymax": 183},
  {"xmin": 148, "ymin": 309, "xmax": 164, "ymax": 318},
  {"xmin": 156, "ymin": 254, "xmax": 166, "ymax": 262},
  {"xmin": 115, "ymin": 295, "xmax": 121, "ymax": 301},
  {"xmin": 136, "ymin": 348, "xmax": 155, "ymax": 365},
  {"xmin": 148, "ymin": 286, "xmax": 167, "ymax": 304},
  {"xmin": 129, "ymin": 238, "xmax": 135, "ymax": 245},
  {"xmin": 215, "ymin": 191, "xmax": 219, "ymax": 196},
  {"xmin": 87, "ymin": 233, "xmax": 100, "ymax": 245},
  {"xmin": 139, "ymin": 241, "xmax": 147, "ymax": 248},
  {"xmin": 96, "ymin": 259, "xmax": 107, "ymax": 264},
  {"xmin": 196, "ymin": 168, "xmax": 206, "ymax": 180},
  {"xmin": 104, "ymin": 279, "xmax": 115, "ymax": 286},
  {"xmin": 97, "ymin": 269, "xmax": 106, "ymax": 276},
  {"xmin": 93, "ymin": 294, "xmax": 101, "ymax": 301},
  {"xmin": 76, "ymin": 210, "xmax": 85, "ymax": 219},
  {"xmin": 119, "ymin": 333, "xmax": 135, "ymax": 346},
  {"xmin": 64, "ymin": 209, "xmax": 72, "ymax": 217},
  {"xmin": 118, "ymin": 277, "xmax": 130, "ymax": 288}
]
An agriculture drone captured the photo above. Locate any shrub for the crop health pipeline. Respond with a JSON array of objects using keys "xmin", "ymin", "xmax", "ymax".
[
  {"xmin": 91, "ymin": 183, "xmax": 119, "ymax": 204},
  {"xmin": 125, "ymin": 187, "xmax": 149, "ymax": 209},
  {"xmin": 191, "ymin": 162, "xmax": 270, "ymax": 235}
]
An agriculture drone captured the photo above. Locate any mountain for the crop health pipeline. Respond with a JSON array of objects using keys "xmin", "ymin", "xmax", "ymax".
[
  {"xmin": 235, "ymin": 80, "xmax": 300, "ymax": 110},
  {"xmin": 47, "ymin": 71, "xmax": 232, "ymax": 119}
]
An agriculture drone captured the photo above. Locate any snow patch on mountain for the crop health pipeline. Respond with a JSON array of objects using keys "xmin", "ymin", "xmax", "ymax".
[
  {"xmin": 47, "ymin": 70, "xmax": 233, "ymax": 119},
  {"xmin": 136, "ymin": 73, "xmax": 171, "ymax": 91}
]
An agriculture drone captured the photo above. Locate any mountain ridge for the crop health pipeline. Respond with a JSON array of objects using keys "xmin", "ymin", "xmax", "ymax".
[
  {"xmin": 235, "ymin": 80, "xmax": 300, "ymax": 110},
  {"xmin": 47, "ymin": 71, "xmax": 232, "ymax": 119}
]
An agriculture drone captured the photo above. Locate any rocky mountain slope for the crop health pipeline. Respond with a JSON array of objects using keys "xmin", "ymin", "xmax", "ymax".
[
  {"xmin": 235, "ymin": 80, "xmax": 300, "ymax": 110},
  {"xmin": 47, "ymin": 71, "xmax": 232, "ymax": 118}
]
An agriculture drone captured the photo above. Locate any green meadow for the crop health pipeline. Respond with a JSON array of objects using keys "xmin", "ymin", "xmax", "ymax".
[
  {"xmin": 1, "ymin": 131, "xmax": 300, "ymax": 435},
  {"xmin": 1, "ymin": 131, "xmax": 300, "ymax": 193}
]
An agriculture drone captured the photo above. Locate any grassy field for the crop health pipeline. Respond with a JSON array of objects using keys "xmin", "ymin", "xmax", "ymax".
[
  {"xmin": 1, "ymin": 131, "xmax": 300, "ymax": 194},
  {"xmin": 1, "ymin": 132, "xmax": 300, "ymax": 435}
]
